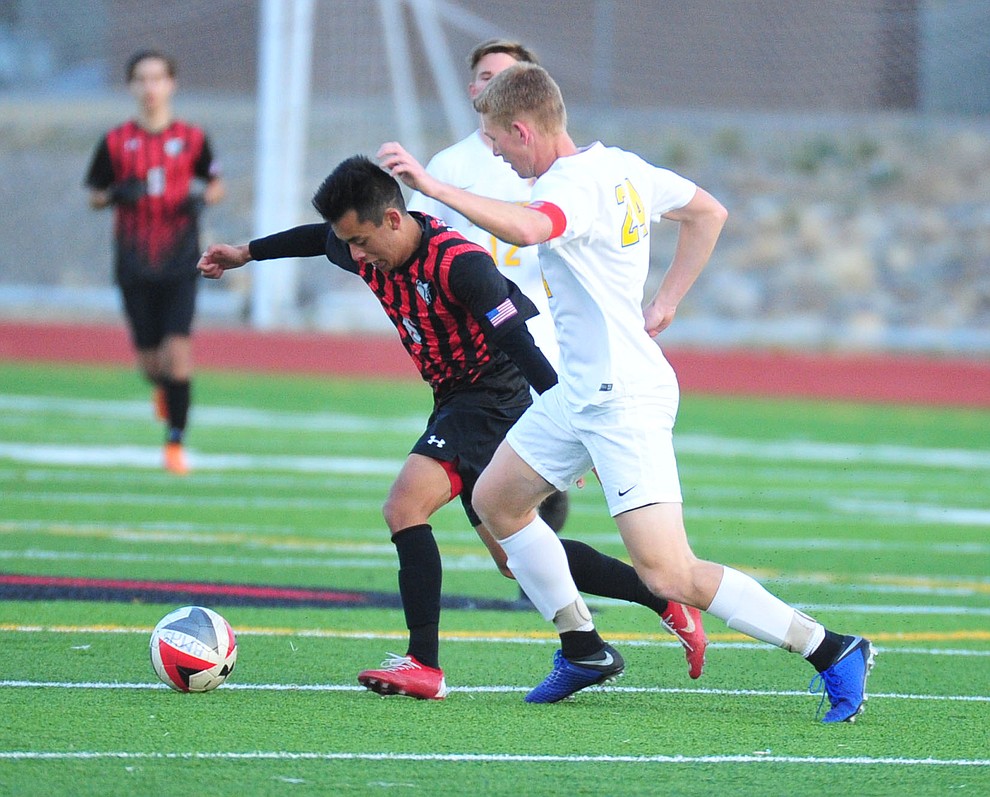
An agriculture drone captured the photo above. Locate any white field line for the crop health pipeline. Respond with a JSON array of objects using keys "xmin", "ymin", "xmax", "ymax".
[
  {"xmin": 2, "ymin": 443, "xmax": 989, "ymax": 530},
  {"xmin": 3, "ymin": 388, "xmax": 990, "ymax": 472},
  {"xmin": 0, "ymin": 679, "xmax": 988, "ymax": 705},
  {"xmin": 6, "ymin": 482, "xmax": 990, "ymax": 530},
  {"xmin": 4, "ymin": 515, "xmax": 987, "ymax": 557},
  {"xmin": 675, "ymin": 433, "xmax": 990, "ymax": 471},
  {"xmin": 0, "ymin": 442, "xmax": 404, "ymax": 475},
  {"xmin": 0, "ymin": 394, "xmax": 423, "ymax": 435},
  {"xmin": 0, "ymin": 750, "xmax": 986, "ymax": 767}
]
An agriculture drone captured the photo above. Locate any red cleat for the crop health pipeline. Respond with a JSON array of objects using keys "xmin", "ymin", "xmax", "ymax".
[
  {"xmin": 661, "ymin": 602, "xmax": 708, "ymax": 679},
  {"xmin": 358, "ymin": 653, "xmax": 448, "ymax": 700}
]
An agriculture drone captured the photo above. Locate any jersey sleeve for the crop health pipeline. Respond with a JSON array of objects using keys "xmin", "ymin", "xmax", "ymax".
[
  {"xmin": 84, "ymin": 137, "xmax": 114, "ymax": 190},
  {"xmin": 647, "ymin": 162, "xmax": 698, "ymax": 221},
  {"xmin": 447, "ymin": 250, "xmax": 537, "ymax": 341},
  {"xmin": 529, "ymin": 164, "xmax": 597, "ymax": 244},
  {"xmin": 249, "ymin": 223, "xmax": 331, "ymax": 260},
  {"xmin": 194, "ymin": 135, "xmax": 221, "ymax": 182}
]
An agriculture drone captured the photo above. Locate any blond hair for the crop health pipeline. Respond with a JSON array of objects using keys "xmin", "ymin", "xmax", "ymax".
[{"xmin": 473, "ymin": 63, "xmax": 566, "ymax": 136}]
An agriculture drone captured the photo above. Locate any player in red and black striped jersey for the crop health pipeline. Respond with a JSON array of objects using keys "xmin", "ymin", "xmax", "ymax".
[
  {"xmin": 85, "ymin": 50, "xmax": 224, "ymax": 475},
  {"xmin": 199, "ymin": 156, "xmax": 693, "ymax": 699}
]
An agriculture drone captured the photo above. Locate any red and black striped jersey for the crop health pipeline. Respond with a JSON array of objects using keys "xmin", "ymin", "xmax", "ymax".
[
  {"xmin": 85, "ymin": 119, "xmax": 219, "ymax": 283},
  {"xmin": 250, "ymin": 213, "xmax": 541, "ymax": 396}
]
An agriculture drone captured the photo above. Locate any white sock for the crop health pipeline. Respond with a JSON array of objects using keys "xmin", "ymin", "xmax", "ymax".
[
  {"xmin": 707, "ymin": 566, "xmax": 824, "ymax": 654},
  {"xmin": 499, "ymin": 516, "xmax": 586, "ymax": 625}
]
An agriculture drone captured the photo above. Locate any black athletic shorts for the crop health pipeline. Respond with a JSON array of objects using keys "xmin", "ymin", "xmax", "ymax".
[
  {"xmin": 411, "ymin": 380, "xmax": 532, "ymax": 527},
  {"xmin": 120, "ymin": 276, "xmax": 198, "ymax": 350}
]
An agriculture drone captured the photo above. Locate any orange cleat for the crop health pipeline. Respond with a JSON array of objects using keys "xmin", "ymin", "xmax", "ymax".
[
  {"xmin": 163, "ymin": 442, "xmax": 190, "ymax": 476},
  {"xmin": 661, "ymin": 602, "xmax": 708, "ymax": 679}
]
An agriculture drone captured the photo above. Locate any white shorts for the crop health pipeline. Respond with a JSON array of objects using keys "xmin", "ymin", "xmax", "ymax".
[{"xmin": 506, "ymin": 384, "xmax": 683, "ymax": 516}]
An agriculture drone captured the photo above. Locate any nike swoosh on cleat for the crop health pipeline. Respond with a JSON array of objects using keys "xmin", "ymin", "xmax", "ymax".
[{"xmin": 571, "ymin": 651, "xmax": 615, "ymax": 668}]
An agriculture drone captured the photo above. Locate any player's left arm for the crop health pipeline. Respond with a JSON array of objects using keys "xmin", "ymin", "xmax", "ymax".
[
  {"xmin": 644, "ymin": 187, "xmax": 728, "ymax": 338},
  {"xmin": 449, "ymin": 251, "xmax": 557, "ymax": 393},
  {"xmin": 378, "ymin": 141, "xmax": 553, "ymax": 247},
  {"xmin": 193, "ymin": 136, "xmax": 225, "ymax": 206}
]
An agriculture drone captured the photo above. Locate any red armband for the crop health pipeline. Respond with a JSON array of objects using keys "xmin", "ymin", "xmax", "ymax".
[{"xmin": 528, "ymin": 201, "xmax": 567, "ymax": 240}]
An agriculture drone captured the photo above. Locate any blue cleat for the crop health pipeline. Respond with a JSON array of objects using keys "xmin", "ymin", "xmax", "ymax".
[
  {"xmin": 810, "ymin": 636, "xmax": 876, "ymax": 723},
  {"xmin": 525, "ymin": 645, "xmax": 624, "ymax": 704}
]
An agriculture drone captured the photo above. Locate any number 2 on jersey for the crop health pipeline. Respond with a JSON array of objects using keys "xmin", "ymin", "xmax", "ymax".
[{"xmin": 615, "ymin": 179, "xmax": 647, "ymax": 247}]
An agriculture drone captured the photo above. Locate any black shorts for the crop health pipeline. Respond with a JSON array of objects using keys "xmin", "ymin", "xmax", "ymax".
[
  {"xmin": 120, "ymin": 276, "xmax": 198, "ymax": 350},
  {"xmin": 411, "ymin": 381, "xmax": 532, "ymax": 527}
]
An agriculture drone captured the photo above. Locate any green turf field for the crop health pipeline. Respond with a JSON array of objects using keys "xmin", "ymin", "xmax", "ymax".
[{"xmin": 0, "ymin": 361, "xmax": 987, "ymax": 796}]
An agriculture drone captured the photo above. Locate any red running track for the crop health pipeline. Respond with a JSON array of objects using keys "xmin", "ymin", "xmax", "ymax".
[{"xmin": 1, "ymin": 320, "xmax": 988, "ymax": 407}]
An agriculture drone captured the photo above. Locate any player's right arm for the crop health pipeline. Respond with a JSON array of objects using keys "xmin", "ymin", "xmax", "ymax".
[
  {"xmin": 198, "ymin": 223, "xmax": 329, "ymax": 279},
  {"xmin": 84, "ymin": 137, "xmax": 120, "ymax": 210},
  {"xmin": 378, "ymin": 141, "xmax": 553, "ymax": 247}
]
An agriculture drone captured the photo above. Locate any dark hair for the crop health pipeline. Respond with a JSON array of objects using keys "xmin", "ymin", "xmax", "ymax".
[
  {"xmin": 126, "ymin": 49, "xmax": 177, "ymax": 82},
  {"xmin": 311, "ymin": 155, "xmax": 406, "ymax": 224},
  {"xmin": 468, "ymin": 39, "xmax": 539, "ymax": 71}
]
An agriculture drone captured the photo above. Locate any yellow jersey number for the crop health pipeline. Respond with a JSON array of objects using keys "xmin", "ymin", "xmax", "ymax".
[
  {"xmin": 615, "ymin": 179, "xmax": 648, "ymax": 247},
  {"xmin": 487, "ymin": 234, "xmax": 521, "ymax": 268}
]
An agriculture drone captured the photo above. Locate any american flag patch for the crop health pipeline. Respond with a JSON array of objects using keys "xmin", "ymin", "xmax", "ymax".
[{"xmin": 485, "ymin": 298, "xmax": 518, "ymax": 328}]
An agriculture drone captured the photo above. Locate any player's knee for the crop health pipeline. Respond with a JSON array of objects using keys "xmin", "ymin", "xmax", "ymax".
[
  {"xmin": 381, "ymin": 495, "xmax": 410, "ymax": 534},
  {"xmin": 471, "ymin": 476, "xmax": 498, "ymax": 523},
  {"xmin": 637, "ymin": 556, "xmax": 701, "ymax": 604}
]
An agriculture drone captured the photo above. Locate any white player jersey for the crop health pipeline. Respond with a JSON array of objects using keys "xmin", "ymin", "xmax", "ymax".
[
  {"xmin": 529, "ymin": 141, "xmax": 698, "ymax": 409},
  {"xmin": 409, "ymin": 131, "xmax": 559, "ymax": 368}
]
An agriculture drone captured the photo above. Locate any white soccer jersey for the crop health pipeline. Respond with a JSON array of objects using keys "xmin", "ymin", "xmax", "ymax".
[
  {"xmin": 409, "ymin": 131, "xmax": 559, "ymax": 367},
  {"xmin": 529, "ymin": 141, "xmax": 697, "ymax": 409}
]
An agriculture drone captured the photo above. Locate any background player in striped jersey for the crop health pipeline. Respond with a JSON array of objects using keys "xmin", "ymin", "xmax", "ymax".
[
  {"xmin": 408, "ymin": 39, "xmax": 706, "ymax": 674},
  {"xmin": 198, "ymin": 156, "xmax": 705, "ymax": 699},
  {"xmin": 379, "ymin": 64, "xmax": 875, "ymax": 719},
  {"xmin": 85, "ymin": 50, "xmax": 224, "ymax": 475}
]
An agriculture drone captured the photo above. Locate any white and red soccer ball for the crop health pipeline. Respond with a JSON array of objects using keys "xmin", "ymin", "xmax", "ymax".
[{"xmin": 149, "ymin": 606, "xmax": 237, "ymax": 692}]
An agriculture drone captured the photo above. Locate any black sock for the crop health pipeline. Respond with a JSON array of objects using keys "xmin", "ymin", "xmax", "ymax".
[
  {"xmin": 163, "ymin": 378, "xmax": 191, "ymax": 442},
  {"xmin": 393, "ymin": 524, "xmax": 442, "ymax": 669},
  {"xmin": 561, "ymin": 538, "xmax": 668, "ymax": 616},
  {"xmin": 807, "ymin": 630, "xmax": 854, "ymax": 672},
  {"xmin": 538, "ymin": 490, "xmax": 569, "ymax": 533},
  {"xmin": 560, "ymin": 629, "xmax": 606, "ymax": 661}
]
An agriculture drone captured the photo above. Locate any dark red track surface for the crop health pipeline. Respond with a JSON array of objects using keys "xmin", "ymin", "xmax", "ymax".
[{"xmin": 2, "ymin": 320, "xmax": 987, "ymax": 407}]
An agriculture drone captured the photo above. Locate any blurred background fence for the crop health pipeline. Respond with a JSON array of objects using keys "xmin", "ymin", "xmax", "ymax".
[{"xmin": 1, "ymin": 0, "xmax": 988, "ymax": 353}]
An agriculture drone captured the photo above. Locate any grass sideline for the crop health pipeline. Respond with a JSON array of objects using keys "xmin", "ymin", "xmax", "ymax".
[{"xmin": 0, "ymin": 361, "xmax": 988, "ymax": 796}]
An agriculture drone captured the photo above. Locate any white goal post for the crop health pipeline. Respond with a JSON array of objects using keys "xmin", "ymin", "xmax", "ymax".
[{"xmin": 250, "ymin": 0, "xmax": 494, "ymax": 328}]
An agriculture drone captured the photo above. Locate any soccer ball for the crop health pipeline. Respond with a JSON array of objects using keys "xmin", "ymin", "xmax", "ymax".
[{"xmin": 149, "ymin": 606, "xmax": 238, "ymax": 692}]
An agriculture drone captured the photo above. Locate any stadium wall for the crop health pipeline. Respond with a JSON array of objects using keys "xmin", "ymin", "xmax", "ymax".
[{"xmin": 0, "ymin": 1, "xmax": 988, "ymax": 356}]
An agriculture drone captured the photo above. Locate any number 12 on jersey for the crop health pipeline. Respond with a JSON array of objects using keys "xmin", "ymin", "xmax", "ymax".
[
  {"xmin": 487, "ymin": 234, "xmax": 521, "ymax": 268},
  {"xmin": 615, "ymin": 179, "xmax": 647, "ymax": 247}
]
